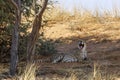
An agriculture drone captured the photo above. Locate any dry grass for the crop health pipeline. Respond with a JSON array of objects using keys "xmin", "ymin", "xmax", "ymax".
[
  {"xmin": 19, "ymin": 63, "xmax": 36, "ymax": 80},
  {"xmin": 43, "ymin": 7, "xmax": 120, "ymax": 42},
  {"xmin": 0, "ymin": 7, "xmax": 120, "ymax": 80},
  {"xmin": 17, "ymin": 63, "xmax": 119, "ymax": 80}
]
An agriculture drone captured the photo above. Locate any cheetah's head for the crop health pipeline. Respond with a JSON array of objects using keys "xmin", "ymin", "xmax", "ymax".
[{"xmin": 78, "ymin": 40, "xmax": 86, "ymax": 49}]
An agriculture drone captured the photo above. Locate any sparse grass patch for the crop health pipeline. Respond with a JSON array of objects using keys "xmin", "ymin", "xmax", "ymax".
[{"xmin": 19, "ymin": 63, "xmax": 36, "ymax": 80}]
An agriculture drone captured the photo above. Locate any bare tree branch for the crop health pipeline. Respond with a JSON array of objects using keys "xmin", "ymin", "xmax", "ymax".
[
  {"xmin": 27, "ymin": 0, "xmax": 48, "ymax": 62},
  {"xmin": 8, "ymin": 0, "xmax": 18, "ymax": 10},
  {"xmin": 37, "ymin": 0, "xmax": 48, "ymax": 18}
]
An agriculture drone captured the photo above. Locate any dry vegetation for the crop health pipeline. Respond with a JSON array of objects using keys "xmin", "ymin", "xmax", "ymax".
[{"xmin": 0, "ymin": 7, "xmax": 120, "ymax": 80}]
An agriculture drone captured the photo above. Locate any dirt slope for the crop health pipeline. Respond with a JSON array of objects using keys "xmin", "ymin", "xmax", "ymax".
[{"xmin": 36, "ymin": 20, "xmax": 120, "ymax": 78}]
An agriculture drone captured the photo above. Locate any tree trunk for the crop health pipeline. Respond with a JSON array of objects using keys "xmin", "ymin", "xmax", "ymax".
[
  {"xmin": 27, "ymin": 0, "xmax": 48, "ymax": 63},
  {"xmin": 9, "ymin": 0, "xmax": 21, "ymax": 76}
]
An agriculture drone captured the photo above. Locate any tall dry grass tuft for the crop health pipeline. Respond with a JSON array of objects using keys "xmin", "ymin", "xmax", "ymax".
[
  {"xmin": 89, "ymin": 62, "xmax": 117, "ymax": 80},
  {"xmin": 19, "ymin": 63, "xmax": 36, "ymax": 80},
  {"xmin": 92, "ymin": 62, "xmax": 102, "ymax": 80}
]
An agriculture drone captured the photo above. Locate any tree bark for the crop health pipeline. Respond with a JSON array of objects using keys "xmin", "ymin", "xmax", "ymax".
[
  {"xmin": 9, "ymin": 0, "xmax": 21, "ymax": 76},
  {"xmin": 27, "ymin": 0, "xmax": 48, "ymax": 63}
]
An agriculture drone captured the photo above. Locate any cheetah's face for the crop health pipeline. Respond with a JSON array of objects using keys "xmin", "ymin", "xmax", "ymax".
[{"xmin": 78, "ymin": 41, "xmax": 85, "ymax": 49}]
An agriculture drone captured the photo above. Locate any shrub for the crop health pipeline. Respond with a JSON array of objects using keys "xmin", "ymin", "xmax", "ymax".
[{"xmin": 36, "ymin": 37, "xmax": 57, "ymax": 56}]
